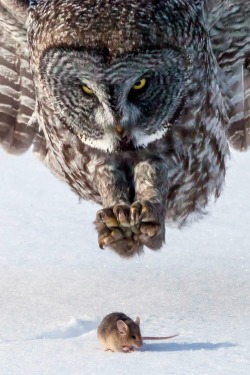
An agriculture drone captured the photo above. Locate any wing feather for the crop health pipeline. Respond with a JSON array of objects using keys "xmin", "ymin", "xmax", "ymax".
[
  {"xmin": 0, "ymin": 0, "xmax": 45, "ymax": 155},
  {"xmin": 208, "ymin": 0, "xmax": 250, "ymax": 150}
]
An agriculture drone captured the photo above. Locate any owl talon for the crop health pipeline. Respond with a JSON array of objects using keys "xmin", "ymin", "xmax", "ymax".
[
  {"xmin": 98, "ymin": 227, "xmax": 112, "ymax": 249},
  {"xmin": 113, "ymin": 204, "xmax": 130, "ymax": 227},
  {"xmin": 140, "ymin": 202, "xmax": 159, "ymax": 223},
  {"xmin": 140, "ymin": 223, "xmax": 161, "ymax": 237},
  {"xmin": 130, "ymin": 203, "xmax": 142, "ymax": 226},
  {"xmin": 99, "ymin": 241, "xmax": 105, "ymax": 249},
  {"xmin": 95, "ymin": 201, "xmax": 164, "ymax": 256},
  {"xmin": 129, "ymin": 201, "xmax": 164, "ymax": 250},
  {"xmin": 97, "ymin": 209, "xmax": 119, "ymax": 228},
  {"xmin": 99, "ymin": 228, "xmax": 124, "ymax": 247}
]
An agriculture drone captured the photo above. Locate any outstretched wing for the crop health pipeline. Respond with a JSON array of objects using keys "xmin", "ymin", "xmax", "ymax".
[
  {"xmin": 0, "ymin": 0, "xmax": 44, "ymax": 155},
  {"xmin": 207, "ymin": 0, "xmax": 250, "ymax": 150}
]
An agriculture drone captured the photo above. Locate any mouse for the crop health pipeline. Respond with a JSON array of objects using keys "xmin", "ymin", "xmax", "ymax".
[{"xmin": 97, "ymin": 312, "xmax": 178, "ymax": 353}]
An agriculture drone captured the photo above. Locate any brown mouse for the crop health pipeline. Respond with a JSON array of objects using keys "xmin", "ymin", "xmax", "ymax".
[{"xmin": 97, "ymin": 312, "xmax": 178, "ymax": 353}]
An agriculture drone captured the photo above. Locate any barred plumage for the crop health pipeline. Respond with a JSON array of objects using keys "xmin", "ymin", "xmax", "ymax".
[
  {"xmin": 206, "ymin": 0, "xmax": 250, "ymax": 150},
  {"xmin": 0, "ymin": 0, "xmax": 249, "ymax": 257},
  {"xmin": 0, "ymin": 0, "xmax": 38, "ymax": 154}
]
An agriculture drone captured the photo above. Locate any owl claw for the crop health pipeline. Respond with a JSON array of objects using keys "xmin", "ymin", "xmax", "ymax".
[
  {"xmin": 98, "ymin": 227, "xmax": 125, "ymax": 248},
  {"xmin": 130, "ymin": 203, "xmax": 142, "ymax": 227},
  {"xmin": 113, "ymin": 204, "xmax": 130, "ymax": 227},
  {"xmin": 100, "ymin": 228, "xmax": 124, "ymax": 247},
  {"xmin": 140, "ymin": 223, "xmax": 161, "ymax": 237},
  {"xmin": 98, "ymin": 227, "xmax": 111, "ymax": 249},
  {"xmin": 95, "ymin": 201, "xmax": 164, "ymax": 257},
  {"xmin": 97, "ymin": 209, "xmax": 119, "ymax": 228}
]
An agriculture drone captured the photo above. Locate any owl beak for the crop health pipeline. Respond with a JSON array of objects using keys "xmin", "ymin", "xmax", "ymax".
[
  {"xmin": 116, "ymin": 124, "xmax": 123, "ymax": 133},
  {"xmin": 116, "ymin": 124, "xmax": 126, "ymax": 138},
  {"xmin": 114, "ymin": 124, "xmax": 135, "ymax": 151}
]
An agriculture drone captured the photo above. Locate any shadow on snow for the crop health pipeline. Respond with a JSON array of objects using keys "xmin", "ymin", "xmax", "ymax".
[{"xmin": 142, "ymin": 342, "xmax": 237, "ymax": 352}]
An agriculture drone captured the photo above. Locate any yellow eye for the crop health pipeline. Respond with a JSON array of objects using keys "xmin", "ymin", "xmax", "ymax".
[
  {"xmin": 132, "ymin": 78, "xmax": 147, "ymax": 90},
  {"xmin": 82, "ymin": 85, "xmax": 94, "ymax": 95}
]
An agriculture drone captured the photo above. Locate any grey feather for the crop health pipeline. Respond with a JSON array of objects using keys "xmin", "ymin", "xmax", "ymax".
[
  {"xmin": 0, "ymin": 0, "xmax": 39, "ymax": 154},
  {"xmin": 207, "ymin": 0, "xmax": 250, "ymax": 150}
]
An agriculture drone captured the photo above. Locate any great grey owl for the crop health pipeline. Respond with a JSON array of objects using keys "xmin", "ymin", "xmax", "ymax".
[{"xmin": 0, "ymin": 0, "xmax": 250, "ymax": 257}]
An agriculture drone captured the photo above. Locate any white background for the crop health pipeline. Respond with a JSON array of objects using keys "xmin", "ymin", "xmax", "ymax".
[{"xmin": 0, "ymin": 148, "xmax": 249, "ymax": 375}]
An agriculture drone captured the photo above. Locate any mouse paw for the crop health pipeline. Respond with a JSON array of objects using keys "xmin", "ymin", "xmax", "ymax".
[{"xmin": 123, "ymin": 345, "xmax": 135, "ymax": 352}]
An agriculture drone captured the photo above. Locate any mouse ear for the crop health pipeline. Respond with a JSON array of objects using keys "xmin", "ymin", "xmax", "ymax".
[
  {"xmin": 117, "ymin": 320, "xmax": 128, "ymax": 335},
  {"xmin": 135, "ymin": 316, "xmax": 140, "ymax": 326}
]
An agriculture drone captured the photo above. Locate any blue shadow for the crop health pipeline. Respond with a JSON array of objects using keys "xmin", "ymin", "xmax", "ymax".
[{"xmin": 143, "ymin": 342, "xmax": 237, "ymax": 352}]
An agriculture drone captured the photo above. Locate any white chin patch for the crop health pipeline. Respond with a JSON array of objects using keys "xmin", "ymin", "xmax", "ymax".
[
  {"xmin": 80, "ymin": 134, "xmax": 117, "ymax": 152},
  {"xmin": 133, "ymin": 125, "xmax": 170, "ymax": 148},
  {"xmin": 79, "ymin": 124, "xmax": 171, "ymax": 152}
]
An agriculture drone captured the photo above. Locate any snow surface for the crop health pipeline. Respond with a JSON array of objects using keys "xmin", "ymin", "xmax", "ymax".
[{"xmin": 0, "ymin": 148, "xmax": 249, "ymax": 375}]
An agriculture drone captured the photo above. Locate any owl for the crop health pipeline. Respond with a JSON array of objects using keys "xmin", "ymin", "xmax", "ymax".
[{"xmin": 0, "ymin": 0, "xmax": 249, "ymax": 257}]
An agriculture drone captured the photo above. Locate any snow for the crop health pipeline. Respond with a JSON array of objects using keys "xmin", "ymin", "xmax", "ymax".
[{"xmin": 0, "ymin": 148, "xmax": 249, "ymax": 375}]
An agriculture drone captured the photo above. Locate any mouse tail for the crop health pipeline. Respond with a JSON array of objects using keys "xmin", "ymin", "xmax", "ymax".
[{"xmin": 142, "ymin": 334, "xmax": 179, "ymax": 341}]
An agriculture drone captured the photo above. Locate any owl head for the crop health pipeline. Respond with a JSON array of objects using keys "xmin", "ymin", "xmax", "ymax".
[{"xmin": 28, "ymin": 0, "xmax": 209, "ymax": 153}]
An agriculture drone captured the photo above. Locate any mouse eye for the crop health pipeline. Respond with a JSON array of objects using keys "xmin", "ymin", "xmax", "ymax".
[{"xmin": 131, "ymin": 335, "xmax": 136, "ymax": 340}]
